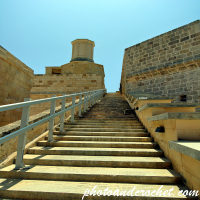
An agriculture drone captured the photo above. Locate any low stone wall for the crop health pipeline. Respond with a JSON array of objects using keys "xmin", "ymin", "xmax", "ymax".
[
  {"xmin": 0, "ymin": 46, "xmax": 34, "ymax": 127},
  {"xmin": 125, "ymin": 93, "xmax": 200, "ymax": 194},
  {"xmin": 169, "ymin": 141, "xmax": 200, "ymax": 193}
]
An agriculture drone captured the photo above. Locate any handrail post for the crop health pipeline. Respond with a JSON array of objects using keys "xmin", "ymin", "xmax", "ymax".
[
  {"xmin": 94, "ymin": 91, "xmax": 96, "ymax": 104},
  {"xmin": 89, "ymin": 92, "xmax": 91, "ymax": 108},
  {"xmin": 79, "ymin": 94, "xmax": 82, "ymax": 117},
  {"xmin": 48, "ymin": 95, "xmax": 56, "ymax": 142},
  {"xmin": 15, "ymin": 98, "xmax": 31, "ymax": 169},
  {"xmin": 71, "ymin": 95, "xmax": 76, "ymax": 122},
  {"xmin": 84, "ymin": 93, "xmax": 86, "ymax": 112},
  {"xmin": 60, "ymin": 94, "xmax": 66, "ymax": 132},
  {"xmin": 86, "ymin": 92, "xmax": 89, "ymax": 110},
  {"xmin": 92, "ymin": 91, "xmax": 94, "ymax": 106}
]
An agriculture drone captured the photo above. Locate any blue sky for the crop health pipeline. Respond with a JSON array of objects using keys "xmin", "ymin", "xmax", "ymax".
[{"xmin": 0, "ymin": 0, "xmax": 200, "ymax": 92}]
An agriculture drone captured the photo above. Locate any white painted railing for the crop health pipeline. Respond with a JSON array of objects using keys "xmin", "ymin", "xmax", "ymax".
[{"xmin": 0, "ymin": 89, "xmax": 106, "ymax": 169}]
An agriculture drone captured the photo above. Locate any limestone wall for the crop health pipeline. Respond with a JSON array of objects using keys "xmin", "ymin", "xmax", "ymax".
[
  {"xmin": 122, "ymin": 20, "xmax": 200, "ymax": 103},
  {"xmin": 0, "ymin": 46, "xmax": 34, "ymax": 127},
  {"xmin": 31, "ymin": 74, "xmax": 105, "ymax": 94}
]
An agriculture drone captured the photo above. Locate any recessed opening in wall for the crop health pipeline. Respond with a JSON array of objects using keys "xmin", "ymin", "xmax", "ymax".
[
  {"xmin": 180, "ymin": 95, "xmax": 187, "ymax": 102},
  {"xmin": 52, "ymin": 69, "xmax": 61, "ymax": 74}
]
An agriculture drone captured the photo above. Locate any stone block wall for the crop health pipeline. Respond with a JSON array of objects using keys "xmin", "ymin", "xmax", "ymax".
[
  {"xmin": 31, "ymin": 74, "xmax": 104, "ymax": 94},
  {"xmin": 121, "ymin": 20, "xmax": 200, "ymax": 104},
  {"xmin": 0, "ymin": 46, "xmax": 34, "ymax": 127}
]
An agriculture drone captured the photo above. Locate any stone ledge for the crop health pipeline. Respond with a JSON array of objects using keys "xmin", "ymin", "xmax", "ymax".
[
  {"xmin": 126, "ymin": 57, "xmax": 200, "ymax": 81},
  {"xmin": 126, "ymin": 93, "xmax": 174, "ymax": 107},
  {"xmin": 127, "ymin": 92, "xmax": 174, "ymax": 100},
  {"xmin": 147, "ymin": 112, "xmax": 200, "ymax": 121},
  {"xmin": 169, "ymin": 141, "xmax": 200, "ymax": 161},
  {"xmin": 139, "ymin": 103, "xmax": 200, "ymax": 112}
]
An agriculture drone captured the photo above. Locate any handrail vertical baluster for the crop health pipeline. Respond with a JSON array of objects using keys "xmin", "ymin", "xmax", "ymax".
[
  {"xmin": 89, "ymin": 92, "xmax": 91, "ymax": 108},
  {"xmin": 94, "ymin": 91, "xmax": 96, "ymax": 104},
  {"xmin": 92, "ymin": 91, "xmax": 94, "ymax": 106},
  {"xmin": 60, "ymin": 94, "xmax": 66, "ymax": 132},
  {"xmin": 86, "ymin": 92, "xmax": 89, "ymax": 110},
  {"xmin": 48, "ymin": 95, "xmax": 56, "ymax": 142},
  {"xmin": 71, "ymin": 95, "xmax": 76, "ymax": 122},
  {"xmin": 79, "ymin": 94, "xmax": 82, "ymax": 117},
  {"xmin": 15, "ymin": 98, "xmax": 31, "ymax": 169},
  {"xmin": 84, "ymin": 93, "xmax": 86, "ymax": 112}
]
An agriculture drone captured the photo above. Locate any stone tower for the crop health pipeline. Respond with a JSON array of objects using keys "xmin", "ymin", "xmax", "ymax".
[{"xmin": 70, "ymin": 39, "xmax": 95, "ymax": 63}]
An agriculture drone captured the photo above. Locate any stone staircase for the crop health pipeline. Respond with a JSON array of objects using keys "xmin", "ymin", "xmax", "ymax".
[{"xmin": 0, "ymin": 93, "xmax": 196, "ymax": 199}]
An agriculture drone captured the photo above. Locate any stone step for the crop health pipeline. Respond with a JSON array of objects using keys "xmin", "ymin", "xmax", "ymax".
[
  {"xmin": 80, "ymin": 116, "xmax": 136, "ymax": 119},
  {"xmin": 0, "ymin": 178, "xmax": 194, "ymax": 200},
  {"xmin": 75, "ymin": 115, "xmax": 137, "ymax": 121},
  {"xmin": 58, "ymin": 127, "xmax": 146, "ymax": 132},
  {"xmin": 65, "ymin": 121, "xmax": 142, "ymax": 125},
  {"xmin": 63, "ymin": 124, "xmax": 144, "ymax": 129},
  {"xmin": 53, "ymin": 131, "xmax": 149, "ymax": 137},
  {"xmin": 84, "ymin": 112, "xmax": 132, "ymax": 115},
  {"xmin": 27, "ymin": 146, "xmax": 164, "ymax": 157},
  {"xmin": 45, "ymin": 135, "xmax": 153, "ymax": 142},
  {"xmin": 37, "ymin": 140, "xmax": 157, "ymax": 148},
  {"xmin": 74, "ymin": 118, "xmax": 139, "ymax": 122},
  {"xmin": 0, "ymin": 165, "xmax": 181, "ymax": 184},
  {"xmin": 88, "ymin": 109, "xmax": 129, "ymax": 111},
  {"xmin": 22, "ymin": 154, "xmax": 171, "ymax": 168}
]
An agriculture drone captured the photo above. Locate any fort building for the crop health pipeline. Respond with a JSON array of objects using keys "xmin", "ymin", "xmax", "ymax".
[
  {"xmin": 0, "ymin": 22, "xmax": 200, "ymax": 199},
  {"xmin": 31, "ymin": 39, "xmax": 105, "ymax": 95}
]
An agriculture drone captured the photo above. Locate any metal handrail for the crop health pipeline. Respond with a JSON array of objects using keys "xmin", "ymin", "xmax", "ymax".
[
  {"xmin": 0, "ymin": 88, "xmax": 106, "ymax": 169},
  {"xmin": 0, "ymin": 89, "xmax": 104, "ymax": 112}
]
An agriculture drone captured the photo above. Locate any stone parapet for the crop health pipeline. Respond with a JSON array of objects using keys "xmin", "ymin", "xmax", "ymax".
[
  {"xmin": 125, "ymin": 93, "xmax": 200, "ymax": 193},
  {"xmin": 169, "ymin": 141, "xmax": 200, "ymax": 161}
]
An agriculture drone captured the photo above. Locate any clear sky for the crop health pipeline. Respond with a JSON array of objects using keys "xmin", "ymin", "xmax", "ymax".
[{"xmin": 0, "ymin": 0, "xmax": 200, "ymax": 92}]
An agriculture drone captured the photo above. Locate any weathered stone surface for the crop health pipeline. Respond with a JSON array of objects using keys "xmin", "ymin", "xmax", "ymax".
[
  {"xmin": 121, "ymin": 20, "xmax": 200, "ymax": 107},
  {"xmin": 0, "ymin": 46, "xmax": 34, "ymax": 127},
  {"xmin": 139, "ymin": 103, "xmax": 200, "ymax": 112},
  {"xmin": 169, "ymin": 141, "xmax": 200, "ymax": 161},
  {"xmin": 148, "ymin": 112, "xmax": 200, "ymax": 121}
]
